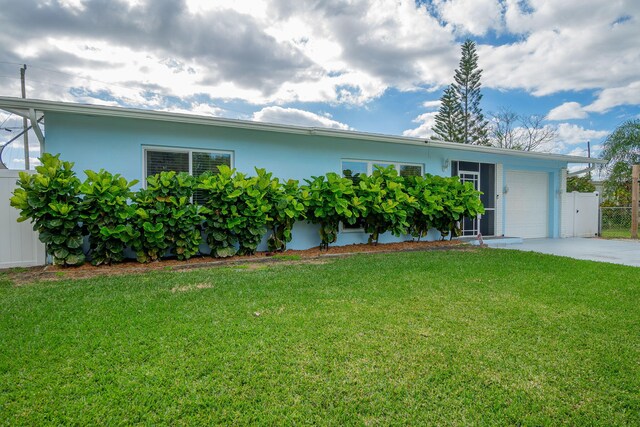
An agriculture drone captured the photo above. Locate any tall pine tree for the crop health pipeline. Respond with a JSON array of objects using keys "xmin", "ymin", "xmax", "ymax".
[
  {"xmin": 432, "ymin": 85, "xmax": 463, "ymax": 143},
  {"xmin": 453, "ymin": 39, "xmax": 489, "ymax": 145},
  {"xmin": 433, "ymin": 40, "xmax": 489, "ymax": 145}
]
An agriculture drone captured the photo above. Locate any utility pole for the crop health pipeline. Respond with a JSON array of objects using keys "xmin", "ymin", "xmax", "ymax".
[
  {"xmin": 632, "ymin": 164, "xmax": 639, "ymax": 239},
  {"xmin": 20, "ymin": 64, "xmax": 29, "ymax": 170},
  {"xmin": 587, "ymin": 141, "xmax": 591, "ymax": 179}
]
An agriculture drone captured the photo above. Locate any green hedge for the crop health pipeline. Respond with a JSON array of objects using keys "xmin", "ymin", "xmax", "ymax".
[{"xmin": 11, "ymin": 154, "xmax": 484, "ymax": 266}]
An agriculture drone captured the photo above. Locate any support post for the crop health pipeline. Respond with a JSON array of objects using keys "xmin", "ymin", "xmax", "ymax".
[
  {"xmin": 28, "ymin": 109, "xmax": 44, "ymax": 153},
  {"xmin": 632, "ymin": 164, "xmax": 639, "ymax": 239},
  {"xmin": 20, "ymin": 64, "xmax": 29, "ymax": 170}
]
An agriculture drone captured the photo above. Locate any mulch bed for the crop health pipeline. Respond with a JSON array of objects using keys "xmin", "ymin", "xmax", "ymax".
[{"xmin": 3, "ymin": 239, "xmax": 472, "ymax": 285}]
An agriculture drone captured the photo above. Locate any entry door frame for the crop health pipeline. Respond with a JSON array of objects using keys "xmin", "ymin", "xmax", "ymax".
[
  {"xmin": 454, "ymin": 161, "xmax": 497, "ymax": 237},
  {"xmin": 458, "ymin": 170, "xmax": 481, "ymax": 236}
]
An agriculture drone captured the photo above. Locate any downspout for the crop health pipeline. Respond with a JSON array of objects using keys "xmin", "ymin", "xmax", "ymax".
[
  {"xmin": 567, "ymin": 165, "xmax": 595, "ymax": 177},
  {"xmin": 29, "ymin": 108, "xmax": 45, "ymax": 154},
  {"xmin": 568, "ymin": 143, "xmax": 594, "ymax": 177}
]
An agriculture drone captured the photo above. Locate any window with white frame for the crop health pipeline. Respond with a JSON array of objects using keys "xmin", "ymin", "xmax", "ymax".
[
  {"xmin": 341, "ymin": 159, "xmax": 424, "ymax": 231},
  {"xmin": 342, "ymin": 159, "xmax": 423, "ymax": 180},
  {"xmin": 144, "ymin": 147, "xmax": 233, "ymax": 203}
]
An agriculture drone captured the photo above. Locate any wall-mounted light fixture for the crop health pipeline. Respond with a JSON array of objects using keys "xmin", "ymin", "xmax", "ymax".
[
  {"xmin": 503, "ymin": 185, "xmax": 509, "ymax": 194},
  {"xmin": 442, "ymin": 158, "xmax": 450, "ymax": 171}
]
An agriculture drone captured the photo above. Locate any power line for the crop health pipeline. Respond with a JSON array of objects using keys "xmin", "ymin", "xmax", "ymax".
[
  {"xmin": 0, "ymin": 113, "xmax": 13, "ymax": 128},
  {"xmin": 0, "ymin": 74, "xmax": 99, "ymax": 90},
  {"xmin": 26, "ymin": 63, "xmax": 141, "ymax": 94}
]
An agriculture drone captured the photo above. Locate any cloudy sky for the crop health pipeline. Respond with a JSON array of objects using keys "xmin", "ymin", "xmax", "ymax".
[{"xmin": 1, "ymin": 0, "xmax": 639, "ymax": 169}]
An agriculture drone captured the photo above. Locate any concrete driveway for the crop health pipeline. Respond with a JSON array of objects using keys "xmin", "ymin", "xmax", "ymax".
[{"xmin": 505, "ymin": 237, "xmax": 640, "ymax": 267}]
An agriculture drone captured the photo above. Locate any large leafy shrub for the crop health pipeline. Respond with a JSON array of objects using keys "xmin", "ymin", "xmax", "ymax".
[
  {"xmin": 198, "ymin": 166, "xmax": 271, "ymax": 257},
  {"xmin": 427, "ymin": 175, "xmax": 484, "ymax": 239},
  {"xmin": 405, "ymin": 174, "xmax": 444, "ymax": 241},
  {"xmin": 196, "ymin": 167, "xmax": 237, "ymax": 258},
  {"xmin": 303, "ymin": 173, "xmax": 356, "ymax": 249},
  {"xmin": 264, "ymin": 177, "xmax": 307, "ymax": 252},
  {"xmin": 11, "ymin": 154, "xmax": 489, "ymax": 264},
  {"xmin": 353, "ymin": 166, "xmax": 416, "ymax": 244},
  {"xmin": 236, "ymin": 168, "xmax": 272, "ymax": 255},
  {"xmin": 79, "ymin": 170, "xmax": 139, "ymax": 265},
  {"xmin": 132, "ymin": 171, "xmax": 206, "ymax": 262},
  {"xmin": 10, "ymin": 153, "xmax": 85, "ymax": 266}
]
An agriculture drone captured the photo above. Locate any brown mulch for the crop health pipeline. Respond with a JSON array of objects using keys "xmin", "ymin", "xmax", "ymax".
[{"xmin": 3, "ymin": 239, "xmax": 471, "ymax": 285}]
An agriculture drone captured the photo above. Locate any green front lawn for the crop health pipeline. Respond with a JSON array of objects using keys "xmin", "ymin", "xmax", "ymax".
[{"xmin": 1, "ymin": 250, "xmax": 639, "ymax": 425}]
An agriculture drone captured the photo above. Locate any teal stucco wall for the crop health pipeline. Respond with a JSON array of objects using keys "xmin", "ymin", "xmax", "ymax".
[{"xmin": 44, "ymin": 112, "xmax": 566, "ymax": 249}]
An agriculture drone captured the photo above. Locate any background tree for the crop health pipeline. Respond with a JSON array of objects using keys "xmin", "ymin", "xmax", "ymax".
[
  {"xmin": 566, "ymin": 175, "xmax": 596, "ymax": 193},
  {"xmin": 453, "ymin": 39, "xmax": 489, "ymax": 145},
  {"xmin": 489, "ymin": 107, "xmax": 557, "ymax": 151},
  {"xmin": 432, "ymin": 85, "xmax": 463, "ymax": 142},
  {"xmin": 599, "ymin": 119, "xmax": 640, "ymax": 205}
]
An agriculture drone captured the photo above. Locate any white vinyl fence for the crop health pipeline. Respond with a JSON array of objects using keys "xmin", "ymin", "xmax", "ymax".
[
  {"xmin": 561, "ymin": 191, "xmax": 600, "ymax": 238},
  {"xmin": 0, "ymin": 170, "xmax": 46, "ymax": 268}
]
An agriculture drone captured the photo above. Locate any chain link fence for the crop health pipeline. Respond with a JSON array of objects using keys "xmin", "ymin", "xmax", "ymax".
[{"xmin": 599, "ymin": 207, "xmax": 633, "ymax": 238}]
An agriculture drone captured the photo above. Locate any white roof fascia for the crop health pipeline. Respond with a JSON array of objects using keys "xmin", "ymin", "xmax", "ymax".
[{"xmin": 0, "ymin": 97, "xmax": 606, "ymax": 164}]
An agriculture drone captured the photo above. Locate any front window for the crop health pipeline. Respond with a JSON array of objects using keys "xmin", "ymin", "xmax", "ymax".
[
  {"xmin": 341, "ymin": 159, "xmax": 423, "ymax": 180},
  {"xmin": 144, "ymin": 147, "xmax": 233, "ymax": 203},
  {"xmin": 399, "ymin": 164, "xmax": 423, "ymax": 177},
  {"xmin": 342, "ymin": 161, "xmax": 368, "ymax": 186},
  {"xmin": 146, "ymin": 150, "xmax": 189, "ymax": 176},
  {"xmin": 341, "ymin": 159, "xmax": 424, "ymax": 231}
]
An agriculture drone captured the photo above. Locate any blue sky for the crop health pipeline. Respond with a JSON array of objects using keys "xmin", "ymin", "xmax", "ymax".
[{"xmin": 1, "ymin": 0, "xmax": 639, "ymax": 169}]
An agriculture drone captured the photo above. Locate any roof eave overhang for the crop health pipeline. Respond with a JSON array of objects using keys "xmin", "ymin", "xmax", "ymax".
[{"xmin": 0, "ymin": 97, "xmax": 606, "ymax": 164}]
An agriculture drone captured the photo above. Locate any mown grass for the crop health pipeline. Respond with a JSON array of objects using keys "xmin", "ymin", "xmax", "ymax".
[
  {"xmin": 601, "ymin": 228, "xmax": 633, "ymax": 239},
  {"xmin": 1, "ymin": 249, "xmax": 639, "ymax": 425}
]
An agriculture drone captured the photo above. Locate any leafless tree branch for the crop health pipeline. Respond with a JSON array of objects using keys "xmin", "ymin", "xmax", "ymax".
[{"xmin": 489, "ymin": 108, "xmax": 557, "ymax": 151}]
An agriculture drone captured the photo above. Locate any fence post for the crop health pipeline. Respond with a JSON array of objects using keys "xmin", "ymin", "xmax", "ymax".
[
  {"xmin": 598, "ymin": 206, "xmax": 602, "ymax": 237},
  {"xmin": 632, "ymin": 165, "xmax": 639, "ymax": 239}
]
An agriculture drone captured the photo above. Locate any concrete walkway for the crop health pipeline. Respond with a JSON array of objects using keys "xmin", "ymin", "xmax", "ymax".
[{"xmin": 504, "ymin": 237, "xmax": 640, "ymax": 267}]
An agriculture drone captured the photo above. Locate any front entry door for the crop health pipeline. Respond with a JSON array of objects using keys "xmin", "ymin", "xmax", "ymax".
[
  {"xmin": 453, "ymin": 161, "xmax": 496, "ymax": 236},
  {"xmin": 459, "ymin": 171, "xmax": 480, "ymax": 236}
]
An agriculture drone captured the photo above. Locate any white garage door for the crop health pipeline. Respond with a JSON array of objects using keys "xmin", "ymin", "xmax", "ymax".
[{"xmin": 505, "ymin": 171, "xmax": 549, "ymax": 238}]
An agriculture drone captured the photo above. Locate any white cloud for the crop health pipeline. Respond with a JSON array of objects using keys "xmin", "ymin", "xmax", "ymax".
[
  {"xmin": 585, "ymin": 81, "xmax": 640, "ymax": 113},
  {"xmin": 532, "ymin": 123, "xmax": 608, "ymax": 155},
  {"xmin": 556, "ymin": 123, "xmax": 609, "ymax": 145},
  {"xmin": 483, "ymin": 0, "xmax": 640, "ymax": 95},
  {"xmin": 422, "ymin": 100, "xmax": 441, "ymax": 110},
  {"xmin": 6, "ymin": 141, "xmax": 40, "ymax": 153},
  {"xmin": 5, "ymin": 156, "xmax": 41, "ymax": 170},
  {"xmin": 251, "ymin": 106, "xmax": 352, "ymax": 129},
  {"xmin": 0, "ymin": 0, "xmax": 638, "ymax": 146},
  {"xmin": 433, "ymin": 0, "xmax": 503, "ymax": 36},
  {"xmin": 547, "ymin": 102, "xmax": 588, "ymax": 121},
  {"xmin": 0, "ymin": 0, "xmax": 463, "ymax": 107},
  {"xmin": 160, "ymin": 103, "xmax": 224, "ymax": 117},
  {"xmin": 268, "ymin": 0, "xmax": 459, "ymax": 92},
  {"xmin": 402, "ymin": 112, "xmax": 438, "ymax": 138},
  {"xmin": 548, "ymin": 81, "xmax": 640, "ymax": 120}
]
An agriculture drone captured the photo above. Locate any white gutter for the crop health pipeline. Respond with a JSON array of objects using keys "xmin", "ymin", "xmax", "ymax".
[
  {"xmin": 567, "ymin": 165, "xmax": 596, "ymax": 177},
  {"xmin": 0, "ymin": 97, "xmax": 606, "ymax": 164}
]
